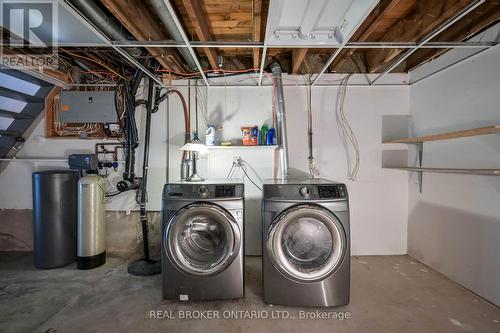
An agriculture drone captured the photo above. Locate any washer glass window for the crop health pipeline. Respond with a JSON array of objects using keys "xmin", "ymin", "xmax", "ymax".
[
  {"xmin": 268, "ymin": 205, "xmax": 346, "ymax": 282},
  {"xmin": 166, "ymin": 203, "xmax": 240, "ymax": 275}
]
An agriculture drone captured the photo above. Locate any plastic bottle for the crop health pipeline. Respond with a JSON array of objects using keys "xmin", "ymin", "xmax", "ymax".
[
  {"xmin": 252, "ymin": 126, "xmax": 259, "ymax": 146},
  {"xmin": 267, "ymin": 128, "xmax": 276, "ymax": 145},
  {"xmin": 205, "ymin": 125, "xmax": 216, "ymax": 146},
  {"xmin": 260, "ymin": 124, "xmax": 269, "ymax": 146}
]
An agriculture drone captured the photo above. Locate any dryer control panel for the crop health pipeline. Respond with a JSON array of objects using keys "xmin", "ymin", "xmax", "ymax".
[
  {"xmin": 164, "ymin": 183, "xmax": 244, "ymax": 200},
  {"xmin": 263, "ymin": 180, "xmax": 347, "ymax": 201}
]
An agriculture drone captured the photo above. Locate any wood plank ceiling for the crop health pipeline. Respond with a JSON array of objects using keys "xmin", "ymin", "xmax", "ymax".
[
  {"xmin": 165, "ymin": 0, "xmax": 500, "ymax": 74},
  {"xmin": 4, "ymin": 0, "xmax": 498, "ymax": 81}
]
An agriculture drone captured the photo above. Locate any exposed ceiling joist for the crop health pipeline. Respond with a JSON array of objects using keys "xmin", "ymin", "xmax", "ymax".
[
  {"xmin": 253, "ymin": 0, "xmax": 263, "ymax": 69},
  {"xmin": 365, "ymin": 0, "xmax": 472, "ymax": 72},
  {"xmin": 405, "ymin": 1, "xmax": 500, "ymax": 71},
  {"xmin": 331, "ymin": 0, "xmax": 416, "ymax": 71},
  {"xmin": 292, "ymin": 49, "xmax": 308, "ymax": 74},
  {"xmin": 99, "ymin": 0, "xmax": 185, "ymax": 72},
  {"xmin": 181, "ymin": 0, "xmax": 219, "ymax": 70},
  {"xmin": 371, "ymin": 0, "xmax": 485, "ymax": 84}
]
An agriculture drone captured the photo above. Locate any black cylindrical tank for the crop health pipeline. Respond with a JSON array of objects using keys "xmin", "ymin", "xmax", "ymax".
[{"xmin": 32, "ymin": 170, "xmax": 79, "ymax": 269}]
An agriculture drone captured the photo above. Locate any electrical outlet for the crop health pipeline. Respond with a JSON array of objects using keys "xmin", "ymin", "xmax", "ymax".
[{"xmin": 233, "ymin": 156, "xmax": 241, "ymax": 165}]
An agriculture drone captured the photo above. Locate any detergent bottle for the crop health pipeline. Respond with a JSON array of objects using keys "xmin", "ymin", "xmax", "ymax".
[
  {"xmin": 205, "ymin": 125, "xmax": 216, "ymax": 146},
  {"xmin": 260, "ymin": 123, "xmax": 269, "ymax": 145}
]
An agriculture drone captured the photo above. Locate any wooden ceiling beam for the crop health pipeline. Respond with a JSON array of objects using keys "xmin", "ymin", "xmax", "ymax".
[
  {"xmin": 405, "ymin": 1, "xmax": 500, "ymax": 70},
  {"xmin": 99, "ymin": 0, "xmax": 185, "ymax": 73},
  {"xmin": 252, "ymin": 0, "xmax": 263, "ymax": 69},
  {"xmin": 292, "ymin": 49, "xmax": 308, "ymax": 74},
  {"xmin": 182, "ymin": 0, "xmax": 219, "ymax": 70},
  {"xmin": 331, "ymin": 0, "xmax": 416, "ymax": 72},
  {"xmin": 365, "ymin": 0, "xmax": 471, "ymax": 73}
]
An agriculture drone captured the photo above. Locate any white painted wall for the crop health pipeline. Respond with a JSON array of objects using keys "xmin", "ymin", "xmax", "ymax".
[
  {"xmin": 166, "ymin": 77, "xmax": 409, "ymax": 255},
  {"xmin": 0, "ymin": 121, "xmax": 138, "ymax": 211},
  {"xmin": 408, "ymin": 45, "xmax": 500, "ymax": 305},
  {"xmin": 0, "ymin": 74, "xmax": 409, "ymax": 256}
]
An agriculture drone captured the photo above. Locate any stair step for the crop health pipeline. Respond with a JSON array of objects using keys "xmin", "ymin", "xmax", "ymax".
[
  {"xmin": 0, "ymin": 86, "xmax": 44, "ymax": 103},
  {"xmin": 0, "ymin": 67, "xmax": 52, "ymax": 87},
  {"xmin": 0, "ymin": 109, "xmax": 32, "ymax": 119},
  {"xmin": 0, "ymin": 129, "xmax": 23, "ymax": 137}
]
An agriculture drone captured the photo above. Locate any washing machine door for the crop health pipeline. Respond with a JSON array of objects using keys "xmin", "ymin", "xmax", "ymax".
[
  {"xmin": 165, "ymin": 203, "xmax": 241, "ymax": 276},
  {"xmin": 267, "ymin": 204, "xmax": 347, "ymax": 282}
]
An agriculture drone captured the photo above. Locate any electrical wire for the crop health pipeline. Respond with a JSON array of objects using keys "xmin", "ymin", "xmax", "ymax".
[
  {"xmin": 226, "ymin": 159, "xmax": 262, "ymax": 191},
  {"xmin": 335, "ymin": 74, "xmax": 360, "ymax": 181},
  {"xmin": 155, "ymin": 68, "xmax": 262, "ymax": 77},
  {"xmin": 240, "ymin": 165, "xmax": 262, "ymax": 191},
  {"xmin": 61, "ymin": 49, "xmax": 125, "ymax": 79}
]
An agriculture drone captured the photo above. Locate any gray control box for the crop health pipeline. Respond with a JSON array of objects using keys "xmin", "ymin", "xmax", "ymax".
[{"xmin": 59, "ymin": 91, "xmax": 118, "ymax": 123}]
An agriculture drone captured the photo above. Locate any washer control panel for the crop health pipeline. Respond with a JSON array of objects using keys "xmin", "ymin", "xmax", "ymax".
[
  {"xmin": 318, "ymin": 185, "xmax": 345, "ymax": 199},
  {"xmin": 164, "ymin": 183, "xmax": 244, "ymax": 200},
  {"xmin": 215, "ymin": 185, "xmax": 236, "ymax": 198}
]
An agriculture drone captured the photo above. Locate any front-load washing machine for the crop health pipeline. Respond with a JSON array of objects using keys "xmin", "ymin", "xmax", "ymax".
[
  {"xmin": 262, "ymin": 178, "xmax": 350, "ymax": 307},
  {"xmin": 162, "ymin": 180, "xmax": 244, "ymax": 301}
]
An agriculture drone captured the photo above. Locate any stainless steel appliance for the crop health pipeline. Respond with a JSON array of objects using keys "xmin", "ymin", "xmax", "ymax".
[
  {"xmin": 162, "ymin": 181, "xmax": 244, "ymax": 301},
  {"xmin": 262, "ymin": 178, "xmax": 350, "ymax": 307}
]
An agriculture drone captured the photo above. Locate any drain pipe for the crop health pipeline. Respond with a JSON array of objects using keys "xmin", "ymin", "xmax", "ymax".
[
  {"xmin": 127, "ymin": 77, "xmax": 160, "ymax": 276},
  {"xmin": 147, "ymin": 0, "xmax": 198, "ymax": 71},
  {"xmin": 270, "ymin": 60, "xmax": 289, "ymax": 179}
]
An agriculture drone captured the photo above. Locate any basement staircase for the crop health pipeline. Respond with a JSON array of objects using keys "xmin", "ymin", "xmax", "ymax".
[{"xmin": 0, "ymin": 68, "xmax": 54, "ymax": 158}]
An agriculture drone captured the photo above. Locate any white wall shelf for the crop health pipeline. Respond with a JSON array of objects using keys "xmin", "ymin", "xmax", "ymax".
[
  {"xmin": 384, "ymin": 166, "xmax": 500, "ymax": 176},
  {"xmin": 206, "ymin": 145, "xmax": 278, "ymax": 150}
]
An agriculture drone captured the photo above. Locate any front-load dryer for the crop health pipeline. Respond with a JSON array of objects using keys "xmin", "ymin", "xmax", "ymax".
[
  {"xmin": 262, "ymin": 178, "xmax": 350, "ymax": 307},
  {"xmin": 162, "ymin": 181, "xmax": 244, "ymax": 301}
]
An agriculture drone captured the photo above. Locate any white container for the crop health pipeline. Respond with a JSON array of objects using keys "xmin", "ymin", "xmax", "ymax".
[{"xmin": 205, "ymin": 125, "xmax": 216, "ymax": 146}]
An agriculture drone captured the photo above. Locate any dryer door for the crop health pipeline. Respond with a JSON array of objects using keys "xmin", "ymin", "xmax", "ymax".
[
  {"xmin": 267, "ymin": 204, "xmax": 347, "ymax": 282},
  {"xmin": 165, "ymin": 203, "xmax": 241, "ymax": 276}
]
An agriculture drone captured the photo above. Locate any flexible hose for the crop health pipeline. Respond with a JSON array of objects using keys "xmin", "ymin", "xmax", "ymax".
[
  {"xmin": 167, "ymin": 89, "xmax": 190, "ymax": 135},
  {"xmin": 166, "ymin": 89, "xmax": 191, "ymax": 179}
]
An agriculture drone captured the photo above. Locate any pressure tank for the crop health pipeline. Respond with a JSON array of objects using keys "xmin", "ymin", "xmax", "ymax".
[{"xmin": 77, "ymin": 174, "xmax": 106, "ymax": 269}]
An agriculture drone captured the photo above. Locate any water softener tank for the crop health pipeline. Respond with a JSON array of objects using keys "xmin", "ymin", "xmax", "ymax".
[
  {"xmin": 32, "ymin": 170, "xmax": 78, "ymax": 269},
  {"xmin": 77, "ymin": 174, "xmax": 106, "ymax": 269}
]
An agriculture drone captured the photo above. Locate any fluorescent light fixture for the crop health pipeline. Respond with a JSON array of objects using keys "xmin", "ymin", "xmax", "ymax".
[{"xmin": 265, "ymin": 0, "xmax": 379, "ymax": 46}]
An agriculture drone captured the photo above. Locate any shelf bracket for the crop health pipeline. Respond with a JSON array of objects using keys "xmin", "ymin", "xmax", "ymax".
[{"xmin": 414, "ymin": 142, "xmax": 423, "ymax": 193}]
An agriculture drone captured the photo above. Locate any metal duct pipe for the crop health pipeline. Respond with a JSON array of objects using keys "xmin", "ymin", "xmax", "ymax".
[
  {"xmin": 147, "ymin": 0, "xmax": 198, "ymax": 71},
  {"xmin": 70, "ymin": 0, "xmax": 141, "ymax": 57},
  {"xmin": 270, "ymin": 61, "xmax": 289, "ymax": 179}
]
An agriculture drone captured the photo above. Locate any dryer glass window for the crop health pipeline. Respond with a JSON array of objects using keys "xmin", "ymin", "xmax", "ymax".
[
  {"xmin": 167, "ymin": 203, "xmax": 241, "ymax": 276},
  {"xmin": 177, "ymin": 215, "xmax": 228, "ymax": 270},
  {"xmin": 267, "ymin": 205, "xmax": 346, "ymax": 282},
  {"xmin": 281, "ymin": 218, "xmax": 333, "ymax": 273}
]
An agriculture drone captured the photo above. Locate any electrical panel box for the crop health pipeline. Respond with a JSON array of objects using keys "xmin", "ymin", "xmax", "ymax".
[{"xmin": 59, "ymin": 91, "xmax": 118, "ymax": 123}]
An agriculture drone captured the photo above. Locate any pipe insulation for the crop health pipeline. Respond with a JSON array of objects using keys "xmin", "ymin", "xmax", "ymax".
[
  {"xmin": 270, "ymin": 61, "xmax": 289, "ymax": 179},
  {"xmin": 147, "ymin": 0, "xmax": 198, "ymax": 71}
]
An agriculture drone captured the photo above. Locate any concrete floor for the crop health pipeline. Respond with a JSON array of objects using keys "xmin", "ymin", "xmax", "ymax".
[{"xmin": 0, "ymin": 254, "xmax": 499, "ymax": 333}]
